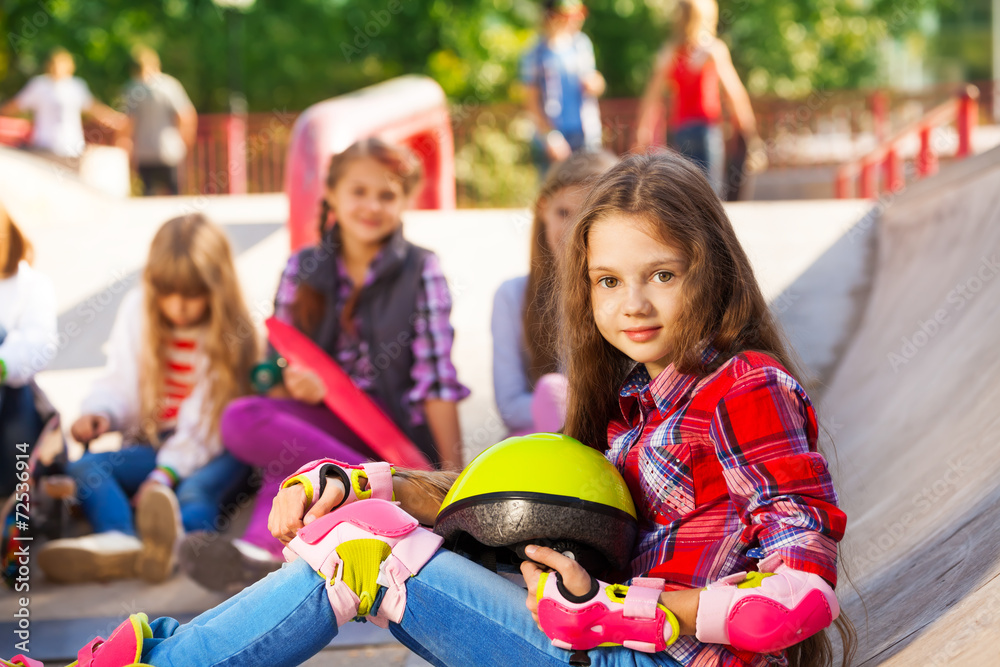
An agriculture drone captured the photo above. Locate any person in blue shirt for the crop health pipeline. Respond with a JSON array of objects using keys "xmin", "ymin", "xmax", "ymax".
[{"xmin": 520, "ymin": 0, "xmax": 606, "ymax": 175}]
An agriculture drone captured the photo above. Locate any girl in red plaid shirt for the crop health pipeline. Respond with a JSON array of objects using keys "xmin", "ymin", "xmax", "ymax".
[
  {"xmin": 522, "ymin": 150, "xmax": 856, "ymax": 666},
  {"xmin": 20, "ymin": 151, "xmax": 855, "ymax": 667}
]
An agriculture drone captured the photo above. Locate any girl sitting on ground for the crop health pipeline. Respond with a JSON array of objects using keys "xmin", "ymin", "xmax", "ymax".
[{"xmin": 38, "ymin": 214, "xmax": 257, "ymax": 585}]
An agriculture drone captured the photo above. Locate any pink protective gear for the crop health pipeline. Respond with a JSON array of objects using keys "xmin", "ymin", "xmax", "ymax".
[
  {"xmin": 56, "ymin": 613, "xmax": 152, "ymax": 666},
  {"xmin": 695, "ymin": 562, "xmax": 839, "ymax": 654},
  {"xmin": 2, "ymin": 656, "xmax": 44, "ymax": 667},
  {"xmin": 536, "ymin": 573, "xmax": 680, "ymax": 652},
  {"xmin": 283, "ymin": 498, "xmax": 442, "ymax": 628},
  {"xmin": 281, "ymin": 458, "xmax": 394, "ymax": 513}
]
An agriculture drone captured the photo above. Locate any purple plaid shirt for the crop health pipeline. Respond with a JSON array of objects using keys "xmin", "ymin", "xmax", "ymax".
[
  {"xmin": 606, "ymin": 350, "xmax": 845, "ymax": 666},
  {"xmin": 274, "ymin": 250, "xmax": 469, "ymax": 427}
]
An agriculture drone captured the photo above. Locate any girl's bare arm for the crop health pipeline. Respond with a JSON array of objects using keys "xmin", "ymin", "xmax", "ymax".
[{"xmin": 424, "ymin": 398, "xmax": 463, "ymax": 471}]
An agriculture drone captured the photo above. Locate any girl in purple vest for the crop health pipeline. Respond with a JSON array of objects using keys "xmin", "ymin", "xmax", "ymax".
[{"xmin": 180, "ymin": 138, "xmax": 468, "ymax": 593}]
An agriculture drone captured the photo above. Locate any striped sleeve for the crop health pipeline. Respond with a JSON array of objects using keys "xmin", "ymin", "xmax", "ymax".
[
  {"xmin": 406, "ymin": 253, "xmax": 470, "ymax": 407},
  {"xmin": 709, "ymin": 365, "xmax": 846, "ymax": 586}
]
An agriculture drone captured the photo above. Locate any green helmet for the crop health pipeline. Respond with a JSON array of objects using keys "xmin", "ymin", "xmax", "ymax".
[{"xmin": 435, "ymin": 433, "xmax": 637, "ymax": 573}]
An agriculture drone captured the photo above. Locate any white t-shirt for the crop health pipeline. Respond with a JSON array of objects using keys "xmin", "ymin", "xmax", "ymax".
[
  {"xmin": 0, "ymin": 262, "xmax": 58, "ymax": 387},
  {"xmin": 15, "ymin": 75, "xmax": 94, "ymax": 157},
  {"xmin": 123, "ymin": 73, "xmax": 195, "ymax": 166}
]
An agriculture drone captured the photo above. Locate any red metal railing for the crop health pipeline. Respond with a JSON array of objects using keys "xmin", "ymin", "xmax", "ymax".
[
  {"xmin": 834, "ymin": 85, "xmax": 979, "ymax": 199},
  {"xmin": 5, "ymin": 81, "xmax": 993, "ymax": 203}
]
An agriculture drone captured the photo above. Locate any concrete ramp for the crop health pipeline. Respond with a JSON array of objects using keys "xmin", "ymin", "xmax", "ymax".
[{"xmin": 821, "ymin": 146, "xmax": 1000, "ymax": 665}]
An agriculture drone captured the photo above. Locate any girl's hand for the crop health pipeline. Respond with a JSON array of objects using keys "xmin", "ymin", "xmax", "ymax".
[
  {"xmin": 267, "ymin": 477, "xmax": 346, "ymax": 544},
  {"xmin": 582, "ymin": 71, "xmax": 606, "ymax": 97},
  {"xmin": 544, "ymin": 131, "xmax": 573, "ymax": 162},
  {"xmin": 520, "ymin": 544, "xmax": 594, "ymax": 627},
  {"xmin": 282, "ymin": 363, "xmax": 327, "ymax": 405},
  {"xmin": 71, "ymin": 414, "xmax": 110, "ymax": 443}
]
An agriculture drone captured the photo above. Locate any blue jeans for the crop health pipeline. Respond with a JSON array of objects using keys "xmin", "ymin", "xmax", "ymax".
[
  {"xmin": 668, "ymin": 122, "xmax": 724, "ymax": 196},
  {"xmin": 0, "ymin": 328, "xmax": 45, "ymax": 498},
  {"xmin": 68, "ymin": 446, "xmax": 250, "ymax": 534},
  {"xmin": 141, "ymin": 551, "xmax": 682, "ymax": 666}
]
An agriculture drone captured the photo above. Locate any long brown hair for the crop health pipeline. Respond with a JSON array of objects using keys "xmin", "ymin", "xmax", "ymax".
[
  {"xmin": 0, "ymin": 201, "xmax": 33, "ymax": 278},
  {"xmin": 293, "ymin": 137, "xmax": 424, "ymax": 335},
  {"xmin": 559, "ymin": 151, "xmax": 855, "ymax": 666},
  {"xmin": 140, "ymin": 214, "xmax": 257, "ymax": 445},
  {"xmin": 523, "ymin": 151, "xmax": 618, "ymax": 384}
]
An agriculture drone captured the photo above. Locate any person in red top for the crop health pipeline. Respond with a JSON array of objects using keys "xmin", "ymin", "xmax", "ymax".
[
  {"xmin": 30, "ymin": 152, "xmax": 854, "ymax": 667},
  {"xmin": 634, "ymin": 0, "xmax": 761, "ymax": 198}
]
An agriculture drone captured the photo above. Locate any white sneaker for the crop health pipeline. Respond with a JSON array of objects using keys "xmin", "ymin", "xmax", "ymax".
[
  {"xmin": 135, "ymin": 484, "xmax": 183, "ymax": 583},
  {"xmin": 38, "ymin": 531, "xmax": 142, "ymax": 584}
]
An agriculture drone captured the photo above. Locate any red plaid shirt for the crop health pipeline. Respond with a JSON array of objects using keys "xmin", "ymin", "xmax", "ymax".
[{"xmin": 606, "ymin": 351, "xmax": 846, "ymax": 666}]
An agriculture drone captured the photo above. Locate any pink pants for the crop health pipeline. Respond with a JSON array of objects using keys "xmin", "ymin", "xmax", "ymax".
[{"xmin": 220, "ymin": 396, "xmax": 376, "ymax": 557}]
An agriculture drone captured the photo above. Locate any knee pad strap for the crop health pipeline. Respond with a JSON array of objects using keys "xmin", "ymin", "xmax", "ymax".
[
  {"xmin": 283, "ymin": 498, "xmax": 441, "ymax": 627},
  {"xmin": 696, "ymin": 564, "xmax": 839, "ymax": 653},
  {"xmin": 537, "ymin": 574, "xmax": 679, "ymax": 652}
]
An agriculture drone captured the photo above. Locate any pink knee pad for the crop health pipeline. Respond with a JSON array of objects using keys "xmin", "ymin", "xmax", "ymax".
[
  {"xmin": 537, "ymin": 574, "xmax": 680, "ymax": 652},
  {"xmin": 696, "ymin": 564, "xmax": 839, "ymax": 653},
  {"xmin": 282, "ymin": 459, "xmax": 394, "ymax": 512},
  {"xmin": 283, "ymin": 498, "xmax": 442, "ymax": 627}
]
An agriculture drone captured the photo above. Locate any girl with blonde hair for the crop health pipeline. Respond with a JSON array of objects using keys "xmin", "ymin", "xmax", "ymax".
[
  {"xmin": 634, "ymin": 0, "xmax": 761, "ymax": 197},
  {"xmin": 38, "ymin": 214, "xmax": 257, "ymax": 585}
]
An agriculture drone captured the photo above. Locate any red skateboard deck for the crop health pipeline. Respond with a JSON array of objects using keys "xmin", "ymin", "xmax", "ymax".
[{"xmin": 265, "ymin": 317, "xmax": 432, "ymax": 470}]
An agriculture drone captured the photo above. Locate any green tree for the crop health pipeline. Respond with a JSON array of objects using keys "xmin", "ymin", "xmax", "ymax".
[{"xmin": 0, "ymin": 0, "xmax": 967, "ymax": 111}]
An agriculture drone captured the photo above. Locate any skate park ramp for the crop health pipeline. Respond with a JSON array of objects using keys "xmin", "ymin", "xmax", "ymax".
[{"xmin": 822, "ymin": 145, "xmax": 1000, "ymax": 665}]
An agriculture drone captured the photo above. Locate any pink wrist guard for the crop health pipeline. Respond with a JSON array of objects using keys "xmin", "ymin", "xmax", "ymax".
[
  {"xmin": 283, "ymin": 498, "xmax": 442, "ymax": 627},
  {"xmin": 537, "ymin": 573, "xmax": 680, "ymax": 652},
  {"xmin": 2, "ymin": 656, "xmax": 43, "ymax": 667},
  {"xmin": 696, "ymin": 563, "xmax": 839, "ymax": 654},
  {"xmin": 282, "ymin": 458, "xmax": 394, "ymax": 512}
]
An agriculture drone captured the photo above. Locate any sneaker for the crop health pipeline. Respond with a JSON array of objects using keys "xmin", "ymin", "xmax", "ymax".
[
  {"xmin": 179, "ymin": 532, "xmax": 282, "ymax": 595},
  {"xmin": 37, "ymin": 531, "xmax": 142, "ymax": 584},
  {"xmin": 135, "ymin": 484, "xmax": 183, "ymax": 583},
  {"xmin": 68, "ymin": 612, "xmax": 152, "ymax": 666}
]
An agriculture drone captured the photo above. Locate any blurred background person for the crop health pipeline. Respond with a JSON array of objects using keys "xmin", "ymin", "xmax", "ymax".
[
  {"xmin": 634, "ymin": 0, "xmax": 760, "ymax": 197},
  {"xmin": 0, "ymin": 47, "xmax": 126, "ymax": 169},
  {"xmin": 122, "ymin": 46, "xmax": 197, "ymax": 196},
  {"xmin": 520, "ymin": 0, "xmax": 605, "ymax": 176},
  {"xmin": 0, "ymin": 199, "xmax": 57, "ymax": 501}
]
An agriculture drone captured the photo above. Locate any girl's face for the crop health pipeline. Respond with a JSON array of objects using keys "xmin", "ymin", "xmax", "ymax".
[
  {"xmin": 326, "ymin": 157, "xmax": 408, "ymax": 249},
  {"xmin": 158, "ymin": 293, "xmax": 209, "ymax": 328},
  {"xmin": 540, "ymin": 185, "xmax": 588, "ymax": 255},
  {"xmin": 587, "ymin": 214, "xmax": 687, "ymax": 379}
]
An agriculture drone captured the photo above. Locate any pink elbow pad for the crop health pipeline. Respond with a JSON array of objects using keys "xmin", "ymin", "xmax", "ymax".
[
  {"xmin": 537, "ymin": 574, "xmax": 680, "ymax": 652},
  {"xmin": 281, "ymin": 459, "xmax": 394, "ymax": 511},
  {"xmin": 695, "ymin": 564, "xmax": 839, "ymax": 654}
]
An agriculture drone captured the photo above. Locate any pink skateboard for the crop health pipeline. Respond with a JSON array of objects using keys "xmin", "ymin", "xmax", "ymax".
[{"xmin": 265, "ymin": 317, "xmax": 432, "ymax": 470}]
